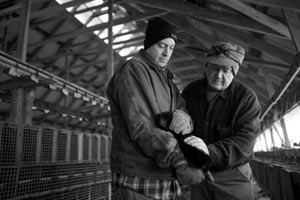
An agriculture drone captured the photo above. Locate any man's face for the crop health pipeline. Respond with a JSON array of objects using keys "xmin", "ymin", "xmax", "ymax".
[
  {"xmin": 206, "ymin": 63, "xmax": 234, "ymax": 91},
  {"xmin": 146, "ymin": 38, "xmax": 176, "ymax": 68}
]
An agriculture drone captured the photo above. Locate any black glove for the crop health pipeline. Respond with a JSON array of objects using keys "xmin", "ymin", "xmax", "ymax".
[{"xmin": 176, "ymin": 164, "xmax": 205, "ymax": 185}]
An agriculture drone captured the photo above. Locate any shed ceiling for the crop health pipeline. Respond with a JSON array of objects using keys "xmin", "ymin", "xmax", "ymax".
[{"xmin": 0, "ymin": 0, "xmax": 300, "ymax": 132}]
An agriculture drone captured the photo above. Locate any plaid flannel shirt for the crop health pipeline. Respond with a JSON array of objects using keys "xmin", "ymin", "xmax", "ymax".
[{"xmin": 112, "ymin": 172, "xmax": 182, "ymax": 200}]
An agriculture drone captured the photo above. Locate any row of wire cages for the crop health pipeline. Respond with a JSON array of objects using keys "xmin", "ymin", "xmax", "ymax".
[{"xmin": 0, "ymin": 121, "xmax": 112, "ymax": 200}]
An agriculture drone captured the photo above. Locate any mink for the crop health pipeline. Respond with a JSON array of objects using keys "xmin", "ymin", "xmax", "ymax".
[{"xmin": 155, "ymin": 111, "xmax": 214, "ymax": 181}]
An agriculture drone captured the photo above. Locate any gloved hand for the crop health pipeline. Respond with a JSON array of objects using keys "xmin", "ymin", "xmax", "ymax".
[
  {"xmin": 169, "ymin": 110, "xmax": 193, "ymax": 135},
  {"xmin": 176, "ymin": 164, "xmax": 205, "ymax": 185},
  {"xmin": 184, "ymin": 136, "xmax": 209, "ymax": 155}
]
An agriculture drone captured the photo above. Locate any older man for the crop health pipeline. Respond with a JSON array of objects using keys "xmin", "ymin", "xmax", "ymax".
[
  {"xmin": 106, "ymin": 17, "xmax": 205, "ymax": 200},
  {"xmin": 171, "ymin": 42, "xmax": 261, "ymax": 200}
]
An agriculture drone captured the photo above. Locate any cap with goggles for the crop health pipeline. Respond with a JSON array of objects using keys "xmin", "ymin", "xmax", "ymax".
[{"xmin": 205, "ymin": 42, "xmax": 245, "ymax": 76}]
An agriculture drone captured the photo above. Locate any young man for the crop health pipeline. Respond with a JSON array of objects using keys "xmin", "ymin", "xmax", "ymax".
[
  {"xmin": 172, "ymin": 42, "xmax": 261, "ymax": 200},
  {"xmin": 106, "ymin": 17, "xmax": 205, "ymax": 200}
]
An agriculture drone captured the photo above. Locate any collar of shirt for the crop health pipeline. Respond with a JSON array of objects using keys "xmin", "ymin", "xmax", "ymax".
[
  {"xmin": 200, "ymin": 77, "xmax": 231, "ymax": 101},
  {"xmin": 139, "ymin": 49, "xmax": 174, "ymax": 80}
]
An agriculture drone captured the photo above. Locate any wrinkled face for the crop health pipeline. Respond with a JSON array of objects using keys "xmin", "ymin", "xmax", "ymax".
[
  {"xmin": 146, "ymin": 38, "xmax": 176, "ymax": 68},
  {"xmin": 206, "ymin": 63, "xmax": 234, "ymax": 91}
]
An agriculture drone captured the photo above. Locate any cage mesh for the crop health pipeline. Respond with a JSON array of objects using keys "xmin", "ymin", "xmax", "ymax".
[{"xmin": 0, "ymin": 122, "xmax": 111, "ymax": 200}]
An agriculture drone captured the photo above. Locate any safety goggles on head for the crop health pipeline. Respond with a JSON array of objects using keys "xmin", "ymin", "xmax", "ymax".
[{"xmin": 207, "ymin": 45, "xmax": 243, "ymax": 66}]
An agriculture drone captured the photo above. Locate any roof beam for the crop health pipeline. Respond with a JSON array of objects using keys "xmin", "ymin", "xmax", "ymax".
[
  {"xmin": 243, "ymin": 58, "xmax": 289, "ymax": 71},
  {"xmin": 0, "ymin": 0, "xmax": 41, "ymax": 16},
  {"xmin": 283, "ymin": 10, "xmax": 300, "ymax": 51},
  {"xmin": 240, "ymin": 0, "xmax": 300, "ymax": 12},
  {"xmin": 132, "ymin": 0, "xmax": 287, "ymax": 39},
  {"xmin": 217, "ymin": 0, "xmax": 291, "ymax": 39},
  {"xmin": 207, "ymin": 22, "xmax": 294, "ymax": 63},
  {"xmin": 0, "ymin": 0, "xmax": 94, "ymax": 27},
  {"xmin": 167, "ymin": 14, "xmax": 294, "ymax": 64},
  {"xmin": 28, "ymin": 10, "xmax": 167, "ymax": 48}
]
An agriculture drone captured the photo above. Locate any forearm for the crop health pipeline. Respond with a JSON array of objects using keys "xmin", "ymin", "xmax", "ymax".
[
  {"xmin": 208, "ymin": 133, "xmax": 257, "ymax": 169},
  {"xmin": 132, "ymin": 120, "xmax": 188, "ymax": 168}
]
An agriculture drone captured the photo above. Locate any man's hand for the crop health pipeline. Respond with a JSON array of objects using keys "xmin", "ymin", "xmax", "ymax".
[
  {"xmin": 184, "ymin": 136, "xmax": 209, "ymax": 155},
  {"xmin": 176, "ymin": 164, "xmax": 205, "ymax": 185},
  {"xmin": 169, "ymin": 110, "xmax": 193, "ymax": 135}
]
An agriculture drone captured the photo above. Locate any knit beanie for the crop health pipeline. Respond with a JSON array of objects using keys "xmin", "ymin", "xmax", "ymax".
[{"xmin": 144, "ymin": 17, "xmax": 177, "ymax": 50}]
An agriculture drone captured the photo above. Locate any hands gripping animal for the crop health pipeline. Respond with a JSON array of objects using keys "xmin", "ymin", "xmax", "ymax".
[{"xmin": 155, "ymin": 111, "xmax": 214, "ymax": 182}]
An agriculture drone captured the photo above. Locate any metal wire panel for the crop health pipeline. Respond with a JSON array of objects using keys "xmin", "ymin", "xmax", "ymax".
[
  {"xmin": 0, "ymin": 123, "xmax": 18, "ymax": 165},
  {"xmin": 0, "ymin": 122, "xmax": 111, "ymax": 200},
  {"xmin": 40, "ymin": 128, "xmax": 55, "ymax": 163}
]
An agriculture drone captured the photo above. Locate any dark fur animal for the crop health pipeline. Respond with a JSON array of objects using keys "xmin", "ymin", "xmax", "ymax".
[{"xmin": 155, "ymin": 111, "xmax": 211, "ymax": 173}]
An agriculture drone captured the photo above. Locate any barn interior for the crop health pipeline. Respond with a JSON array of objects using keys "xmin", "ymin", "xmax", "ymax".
[{"xmin": 0, "ymin": 0, "xmax": 300, "ymax": 199}]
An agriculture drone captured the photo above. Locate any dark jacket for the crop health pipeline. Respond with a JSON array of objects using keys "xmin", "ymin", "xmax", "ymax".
[
  {"xmin": 106, "ymin": 50, "xmax": 187, "ymax": 179},
  {"xmin": 182, "ymin": 78, "xmax": 261, "ymax": 171}
]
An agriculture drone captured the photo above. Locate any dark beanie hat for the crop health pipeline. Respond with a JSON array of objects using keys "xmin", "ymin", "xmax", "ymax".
[{"xmin": 144, "ymin": 17, "xmax": 177, "ymax": 50}]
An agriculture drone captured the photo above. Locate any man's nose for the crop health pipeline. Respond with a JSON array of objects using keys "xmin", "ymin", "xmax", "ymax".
[
  {"xmin": 216, "ymin": 69, "xmax": 223, "ymax": 78},
  {"xmin": 163, "ymin": 47, "xmax": 170, "ymax": 56}
]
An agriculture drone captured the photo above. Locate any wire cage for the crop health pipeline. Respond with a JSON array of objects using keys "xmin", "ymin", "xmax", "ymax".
[{"xmin": 0, "ymin": 122, "xmax": 111, "ymax": 200}]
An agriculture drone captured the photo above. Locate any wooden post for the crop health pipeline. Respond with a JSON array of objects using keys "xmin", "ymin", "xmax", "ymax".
[
  {"xmin": 52, "ymin": 129, "xmax": 58, "ymax": 162},
  {"xmin": 107, "ymin": 0, "xmax": 114, "ymax": 79},
  {"xmin": 36, "ymin": 127, "xmax": 42, "ymax": 164},
  {"xmin": 9, "ymin": 0, "xmax": 34, "ymax": 125},
  {"xmin": 9, "ymin": 89, "xmax": 24, "ymax": 124},
  {"xmin": 23, "ymin": 88, "xmax": 35, "ymax": 124},
  {"xmin": 16, "ymin": 0, "xmax": 30, "ymax": 61},
  {"xmin": 106, "ymin": 0, "xmax": 114, "ymax": 139},
  {"xmin": 2, "ymin": 14, "xmax": 9, "ymax": 51},
  {"xmin": 269, "ymin": 125, "xmax": 275, "ymax": 149},
  {"xmin": 262, "ymin": 131, "xmax": 269, "ymax": 151},
  {"xmin": 280, "ymin": 118, "xmax": 291, "ymax": 147},
  {"xmin": 64, "ymin": 50, "xmax": 70, "ymax": 128}
]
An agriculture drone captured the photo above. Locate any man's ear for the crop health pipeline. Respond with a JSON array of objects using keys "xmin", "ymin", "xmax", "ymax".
[{"xmin": 204, "ymin": 63, "xmax": 208, "ymax": 76}]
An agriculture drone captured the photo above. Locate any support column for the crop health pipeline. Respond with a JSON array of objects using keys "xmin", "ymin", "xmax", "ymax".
[
  {"xmin": 269, "ymin": 125, "xmax": 275, "ymax": 149},
  {"xmin": 280, "ymin": 117, "xmax": 291, "ymax": 147},
  {"xmin": 9, "ymin": 0, "xmax": 34, "ymax": 125},
  {"xmin": 23, "ymin": 88, "xmax": 35, "ymax": 125},
  {"xmin": 107, "ymin": 0, "xmax": 114, "ymax": 79},
  {"xmin": 106, "ymin": 0, "xmax": 114, "ymax": 138},
  {"xmin": 9, "ymin": 88, "xmax": 24, "ymax": 124}
]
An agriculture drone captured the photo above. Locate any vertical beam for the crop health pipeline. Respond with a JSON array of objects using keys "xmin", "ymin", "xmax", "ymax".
[
  {"xmin": 16, "ymin": 0, "xmax": 31, "ymax": 61},
  {"xmin": 52, "ymin": 129, "xmax": 58, "ymax": 162},
  {"xmin": 258, "ymin": 136, "xmax": 264, "ymax": 151},
  {"xmin": 9, "ymin": 89, "xmax": 24, "ymax": 123},
  {"xmin": 14, "ymin": 125, "xmax": 24, "ymax": 196},
  {"xmin": 107, "ymin": 0, "xmax": 114, "ymax": 140},
  {"xmin": 262, "ymin": 131, "xmax": 269, "ymax": 151},
  {"xmin": 2, "ymin": 15, "xmax": 9, "ymax": 51},
  {"xmin": 23, "ymin": 88, "xmax": 35, "ymax": 124},
  {"xmin": 107, "ymin": 0, "xmax": 114, "ymax": 79},
  {"xmin": 36, "ymin": 127, "xmax": 42, "ymax": 164},
  {"xmin": 65, "ymin": 130, "xmax": 71, "ymax": 162},
  {"xmin": 280, "ymin": 117, "xmax": 290, "ymax": 147},
  {"xmin": 64, "ymin": 50, "xmax": 70, "ymax": 128},
  {"xmin": 272, "ymin": 121, "xmax": 285, "ymax": 145},
  {"xmin": 269, "ymin": 125, "xmax": 275, "ymax": 149},
  {"xmin": 9, "ymin": 0, "xmax": 34, "ymax": 124}
]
